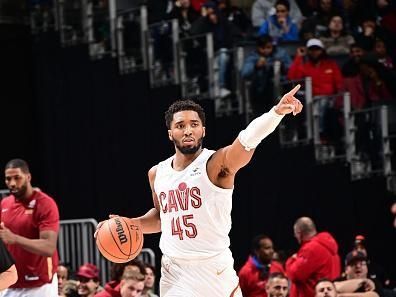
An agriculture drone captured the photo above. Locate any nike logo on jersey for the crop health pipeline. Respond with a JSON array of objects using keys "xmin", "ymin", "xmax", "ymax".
[
  {"xmin": 1, "ymin": 209, "xmax": 8, "ymax": 212},
  {"xmin": 216, "ymin": 267, "xmax": 227, "ymax": 275}
]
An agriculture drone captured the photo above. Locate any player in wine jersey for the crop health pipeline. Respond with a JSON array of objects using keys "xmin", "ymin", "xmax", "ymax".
[
  {"xmin": 0, "ymin": 159, "xmax": 59, "ymax": 297},
  {"xmin": 96, "ymin": 85, "xmax": 303, "ymax": 297}
]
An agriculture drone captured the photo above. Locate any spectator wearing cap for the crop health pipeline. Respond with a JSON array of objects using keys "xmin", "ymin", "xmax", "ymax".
[
  {"xmin": 332, "ymin": 251, "xmax": 382, "ymax": 297},
  {"xmin": 258, "ymin": 0, "xmax": 299, "ymax": 42},
  {"xmin": 288, "ymin": 38, "xmax": 343, "ymax": 144},
  {"xmin": 76, "ymin": 263, "xmax": 102, "ymax": 297},
  {"xmin": 288, "ymin": 38, "xmax": 343, "ymax": 96},
  {"xmin": 285, "ymin": 217, "xmax": 341, "ymax": 297}
]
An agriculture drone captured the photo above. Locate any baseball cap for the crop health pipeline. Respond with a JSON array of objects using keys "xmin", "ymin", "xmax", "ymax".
[
  {"xmin": 345, "ymin": 250, "xmax": 367, "ymax": 266},
  {"xmin": 306, "ymin": 38, "xmax": 324, "ymax": 49},
  {"xmin": 76, "ymin": 263, "xmax": 100, "ymax": 280}
]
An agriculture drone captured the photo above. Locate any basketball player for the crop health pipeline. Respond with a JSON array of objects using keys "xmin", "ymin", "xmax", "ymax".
[
  {"xmin": 96, "ymin": 85, "xmax": 303, "ymax": 297},
  {"xmin": 0, "ymin": 159, "xmax": 59, "ymax": 297}
]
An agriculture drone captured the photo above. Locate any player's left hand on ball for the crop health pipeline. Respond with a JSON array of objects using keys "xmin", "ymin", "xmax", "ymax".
[
  {"xmin": 274, "ymin": 84, "xmax": 303, "ymax": 116},
  {"xmin": 94, "ymin": 214, "xmax": 119, "ymax": 238}
]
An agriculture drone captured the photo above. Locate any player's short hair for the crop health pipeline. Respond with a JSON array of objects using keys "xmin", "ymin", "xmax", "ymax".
[
  {"xmin": 165, "ymin": 100, "xmax": 206, "ymax": 129},
  {"xmin": 5, "ymin": 159, "xmax": 30, "ymax": 173},
  {"xmin": 121, "ymin": 270, "xmax": 145, "ymax": 282}
]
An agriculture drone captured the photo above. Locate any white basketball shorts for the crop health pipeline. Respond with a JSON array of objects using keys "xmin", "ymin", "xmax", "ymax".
[
  {"xmin": 160, "ymin": 249, "xmax": 242, "ymax": 297},
  {"xmin": 2, "ymin": 273, "xmax": 58, "ymax": 297}
]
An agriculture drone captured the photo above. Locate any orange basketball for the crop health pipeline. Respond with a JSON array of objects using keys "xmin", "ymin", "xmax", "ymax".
[{"xmin": 96, "ymin": 217, "xmax": 144, "ymax": 263}]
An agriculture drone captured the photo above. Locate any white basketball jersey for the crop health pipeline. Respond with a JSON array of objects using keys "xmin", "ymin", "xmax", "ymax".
[{"xmin": 154, "ymin": 148, "xmax": 233, "ymax": 259}]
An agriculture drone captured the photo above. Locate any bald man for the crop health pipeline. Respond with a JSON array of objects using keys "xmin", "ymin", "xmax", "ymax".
[{"xmin": 286, "ymin": 217, "xmax": 341, "ymax": 297}]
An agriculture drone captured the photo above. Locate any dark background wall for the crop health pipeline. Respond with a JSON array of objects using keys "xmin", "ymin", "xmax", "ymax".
[{"xmin": 1, "ymin": 28, "xmax": 395, "ymax": 282}]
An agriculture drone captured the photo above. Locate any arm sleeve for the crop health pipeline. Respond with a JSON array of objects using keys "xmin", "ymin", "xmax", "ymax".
[{"xmin": 0, "ymin": 240, "xmax": 14, "ymax": 272}]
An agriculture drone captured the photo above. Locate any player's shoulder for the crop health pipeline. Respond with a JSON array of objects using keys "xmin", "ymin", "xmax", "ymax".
[
  {"xmin": 34, "ymin": 191, "xmax": 58, "ymax": 207},
  {"xmin": 148, "ymin": 165, "xmax": 158, "ymax": 180},
  {"xmin": 1, "ymin": 195, "xmax": 13, "ymax": 206}
]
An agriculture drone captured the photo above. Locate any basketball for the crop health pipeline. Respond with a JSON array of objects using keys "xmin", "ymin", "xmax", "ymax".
[{"xmin": 96, "ymin": 216, "xmax": 144, "ymax": 263}]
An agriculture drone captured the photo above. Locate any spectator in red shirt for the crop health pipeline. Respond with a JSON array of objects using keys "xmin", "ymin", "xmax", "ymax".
[
  {"xmin": 288, "ymin": 38, "xmax": 343, "ymax": 96},
  {"xmin": 0, "ymin": 158, "xmax": 59, "ymax": 297},
  {"xmin": 286, "ymin": 217, "xmax": 341, "ymax": 297},
  {"xmin": 239, "ymin": 234, "xmax": 285, "ymax": 297},
  {"xmin": 288, "ymin": 38, "xmax": 344, "ymax": 143}
]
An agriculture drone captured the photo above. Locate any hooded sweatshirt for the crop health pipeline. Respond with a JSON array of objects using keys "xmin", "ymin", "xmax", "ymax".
[
  {"xmin": 286, "ymin": 232, "xmax": 341, "ymax": 297},
  {"xmin": 239, "ymin": 256, "xmax": 285, "ymax": 297},
  {"xmin": 94, "ymin": 281, "xmax": 121, "ymax": 297}
]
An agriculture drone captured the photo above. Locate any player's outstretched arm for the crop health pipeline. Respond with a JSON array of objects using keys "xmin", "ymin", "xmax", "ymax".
[{"xmin": 213, "ymin": 84, "xmax": 303, "ymax": 176}]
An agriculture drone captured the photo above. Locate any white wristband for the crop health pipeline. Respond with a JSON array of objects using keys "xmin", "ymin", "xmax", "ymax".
[{"xmin": 238, "ymin": 107, "xmax": 284, "ymax": 151}]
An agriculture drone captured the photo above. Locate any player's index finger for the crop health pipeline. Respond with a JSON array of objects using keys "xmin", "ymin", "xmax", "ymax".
[{"xmin": 287, "ymin": 84, "xmax": 301, "ymax": 96}]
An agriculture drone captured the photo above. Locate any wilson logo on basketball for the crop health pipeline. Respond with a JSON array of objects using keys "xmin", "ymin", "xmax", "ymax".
[{"xmin": 114, "ymin": 217, "xmax": 128, "ymax": 244}]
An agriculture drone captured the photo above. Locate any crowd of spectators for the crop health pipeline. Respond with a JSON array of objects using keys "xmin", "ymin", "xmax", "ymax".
[
  {"xmin": 238, "ymin": 217, "xmax": 396, "ymax": 297},
  {"xmin": 57, "ymin": 259, "xmax": 158, "ymax": 297},
  {"xmin": 144, "ymin": 0, "xmax": 396, "ymax": 158}
]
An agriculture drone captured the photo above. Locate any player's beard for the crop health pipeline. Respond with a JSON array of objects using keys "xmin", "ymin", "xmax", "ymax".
[
  {"xmin": 10, "ymin": 182, "xmax": 28, "ymax": 199},
  {"xmin": 175, "ymin": 136, "xmax": 203, "ymax": 155}
]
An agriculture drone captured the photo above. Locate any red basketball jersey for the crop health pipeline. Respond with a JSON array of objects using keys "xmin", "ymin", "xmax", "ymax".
[{"xmin": 0, "ymin": 190, "xmax": 59, "ymax": 288}]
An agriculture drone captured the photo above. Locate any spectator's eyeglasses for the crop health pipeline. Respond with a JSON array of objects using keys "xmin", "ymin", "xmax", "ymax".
[{"xmin": 276, "ymin": 9, "xmax": 287, "ymax": 13}]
